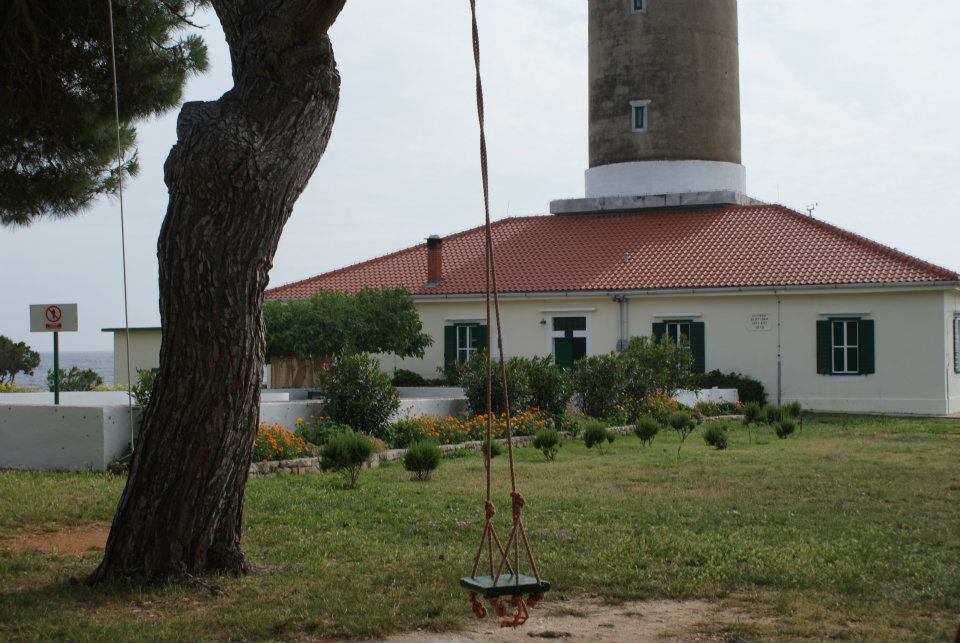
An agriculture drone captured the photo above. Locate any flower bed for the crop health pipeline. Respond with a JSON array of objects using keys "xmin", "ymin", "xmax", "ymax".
[
  {"xmin": 391, "ymin": 408, "xmax": 551, "ymax": 446},
  {"xmin": 253, "ymin": 423, "xmax": 308, "ymax": 463}
]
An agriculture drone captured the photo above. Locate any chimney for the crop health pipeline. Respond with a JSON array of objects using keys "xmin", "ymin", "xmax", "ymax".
[{"xmin": 426, "ymin": 235, "xmax": 443, "ymax": 287}]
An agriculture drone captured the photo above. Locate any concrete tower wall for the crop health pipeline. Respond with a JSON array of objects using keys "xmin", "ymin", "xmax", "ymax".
[{"xmin": 588, "ymin": 0, "xmax": 742, "ymax": 168}]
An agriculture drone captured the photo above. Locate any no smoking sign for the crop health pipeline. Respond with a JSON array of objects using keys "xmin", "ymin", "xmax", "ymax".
[{"xmin": 30, "ymin": 304, "xmax": 78, "ymax": 333}]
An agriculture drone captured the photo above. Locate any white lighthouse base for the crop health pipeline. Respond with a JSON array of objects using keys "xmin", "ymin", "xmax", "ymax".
[{"xmin": 584, "ymin": 160, "xmax": 746, "ymax": 199}]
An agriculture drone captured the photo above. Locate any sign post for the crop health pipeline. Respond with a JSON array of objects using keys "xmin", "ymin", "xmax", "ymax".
[{"xmin": 29, "ymin": 304, "xmax": 78, "ymax": 405}]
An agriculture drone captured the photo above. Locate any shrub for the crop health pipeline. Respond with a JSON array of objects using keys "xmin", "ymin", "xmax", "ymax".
[
  {"xmin": 391, "ymin": 369, "xmax": 428, "ymax": 387},
  {"xmin": 316, "ymin": 353, "xmax": 400, "ymax": 437},
  {"xmin": 743, "ymin": 402, "xmax": 763, "ymax": 424},
  {"xmin": 296, "ymin": 416, "xmax": 352, "ymax": 447},
  {"xmin": 776, "ymin": 418, "xmax": 796, "ymax": 439},
  {"xmin": 0, "ymin": 382, "xmax": 37, "ymax": 393},
  {"xmin": 532, "ymin": 428, "xmax": 562, "ymax": 461},
  {"xmin": 571, "ymin": 354, "xmax": 622, "ymax": 419},
  {"xmin": 0, "ymin": 336, "xmax": 40, "ymax": 384},
  {"xmin": 582, "ymin": 420, "xmax": 611, "ymax": 453},
  {"xmin": 783, "ymin": 401, "xmax": 803, "ymax": 418},
  {"xmin": 482, "ymin": 437, "xmax": 503, "ymax": 459},
  {"xmin": 47, "ymin": 366, "xmax": 103, "ymax": 392},
  {"xmin": 703, "ymin": 423, "xmax": 729, "ymax": 450},
  {"xmin": 693, "ymin": 370, "xmax": 767, "ymax": 405},
  {"xmin": 403, "ymin": 441, "xmax": 442, "ymax": 480},
  {"xmin": 693, "ymin": 400, "xmax": 741, "ymax": 417},
  {"xmin": 633, "ymin": 416, "xmax": 659, "ymax": 447},
  {"xmin": 385, "ymin": 418, "xmax": 421, "ymax": 449},
  {"xmin": 763, "ymin": 405, "xmax": 784, "ymax": 425},
  {"xmin": 629, "ymin": 392, "xmax": 682, "ymax": 426},
  {"xmin": 130, "ymin": 368, "xmax": 157, "ymax": 408},
  {"xmin": 619, "ymin": 335, "xmax": 694, "ymax": 400},
  {"xmin": 254, "ymin": 423, "xmax": 307, "ymax": 462},
  {"xmin": 457, "ymin": 351, "xmax": 532, "ymax": 416},
  {"xmin": 669, "ymin": 411, "xmax": 697, "ymax": 455},
  {"xmin": 320, "ymin": 431, "xmax": 374, "ymax": 488},
  {"xmin": 523, "ymin": 356, "xmax": 573, "ymax": 421}
]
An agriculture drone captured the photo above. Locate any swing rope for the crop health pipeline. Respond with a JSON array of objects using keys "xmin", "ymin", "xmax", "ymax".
[{"xmin": 462, "ymin": 0, "xmax": 546, "ymax": 628}]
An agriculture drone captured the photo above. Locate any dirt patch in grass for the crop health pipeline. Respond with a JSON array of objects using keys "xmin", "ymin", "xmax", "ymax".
[
  {"xmin": 0, "ymin": 522, "xmax": 109, "ymax": 556},
  {"xmin": 376, "ymin": 597, "xmax": 765, "ymax": 643}
]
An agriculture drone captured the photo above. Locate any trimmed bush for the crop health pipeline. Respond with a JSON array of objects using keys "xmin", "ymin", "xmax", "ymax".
[
  {"xmin": 524, "ymin": 356, "xmax": 573, "ymax": 421},
  {"xmin": 583, "ymin": 420, "xmax": 611, "ymax": 453},
  {"xmin": 320, "ymin": 431, "xmax": 374, "ymax": 488},
  {"xmin": 391, "ymin": 369, "xmax": 427, "ymax": 387},
  {"xmin": 457, "ymin": 351, "xmax": 532, "ymax": 416},
  {"xmin": 482, "ymin": 437, "xmax": 503, "ymax": 459},
  {"xmin": 532, "ymin": 428, "xmax": 562, "ymax": 461},
  {"xmin": 693, "ymin": 369, "xmax": 767, "ymax": 405},
  {"xmin": 763, "ymin": 405, "xmax": 784, "ymax": 425},
  {"xmin": 317, "ymin": 353, "xmax": 400, "ymax": 437},
  {"xmin": 669, "ymin": 411, "xmax": 697, "ymax": 455},
  {"xmin": 633, "ymin": 416, "xmax": 659, "ymax": 447},
  {"xmin": 776, "ymin": 418, "xmax": 796, "ymax": 439},
  {"xmin": 703, "ymin": 423, "xmax": 729, "ymax": 450},
  {"xmin": 743, "ymin": 402, "xmax": 763, "ymax": 424},
  {"xmin": 783, "ymin": 401, "xmax": 803, "ymax": 418},
  {"xmin": 403, "ymin": 441, "xmax": 442, "ymax": 481},
  {"xmin": 572, "ymin": 354, "xmax": 622, "ymax": 419}
]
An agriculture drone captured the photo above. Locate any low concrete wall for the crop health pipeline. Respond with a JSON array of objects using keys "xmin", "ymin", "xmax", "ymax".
[{"xmin": 674, "ymin": 388, "xmax": 739, "ymax": 407}]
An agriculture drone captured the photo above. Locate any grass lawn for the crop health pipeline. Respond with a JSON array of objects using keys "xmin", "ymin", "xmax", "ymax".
[{"xmin": 1, "ymin": 414, "xmax": 959, "ymax": 641}]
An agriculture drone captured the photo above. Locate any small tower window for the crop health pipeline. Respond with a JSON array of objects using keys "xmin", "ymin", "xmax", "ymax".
[
  {"xmin": 631, "ymin": 0, "xmax": 646, "ymax": 13},
  {"xmin": 629, "ymin": 100, "xmax": 650, "ymax": 132}
]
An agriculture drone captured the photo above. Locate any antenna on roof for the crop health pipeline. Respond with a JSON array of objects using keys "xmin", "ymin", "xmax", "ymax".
[{"xmin": 805, "ymin": 203, "xmax": 818, "ymax": 217}]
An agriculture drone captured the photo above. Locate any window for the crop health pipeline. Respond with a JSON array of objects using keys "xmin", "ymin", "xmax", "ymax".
[
  {"xmin": 548, "ymin": 316, "xmax": 589, "ymax": 368},
  {"xmin": 831, "ymin": 320, "xmax": 859, "ymax": 374},
  {"xmin": 954, "ymin": 316, "xmax": 960, "ymax": 374},
  {"xmin": 631, "ymin": 0, "xmax": 645, "ymax": 13},
  {"xmin": 816, "ymin": 318, "xmax": 875, "ymax": 376},
  {"xmin": 653, "ymin": 320, "xmax": 706, "ymax": 373},
  {"xmin": 630, "ymin": 100, "xmax": 650, "ymax": 132},
  {"xmin": 444, "ymin": 323, "xmax": 486, "ymax": 367}
]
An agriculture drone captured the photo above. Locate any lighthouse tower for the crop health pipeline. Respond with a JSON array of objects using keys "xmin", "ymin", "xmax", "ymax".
[{"xmin": 553, "ymin": 0, "xmax": 752, "ymax": 213}]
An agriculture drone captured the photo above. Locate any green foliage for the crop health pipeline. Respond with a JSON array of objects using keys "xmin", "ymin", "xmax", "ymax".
[
  {"xmin": 253, "ymin": 423, "xmax": 307, "ymax": 462},
  {"xmin": 763, "ymin": 405, "xmax": 784, "ymax": 425},
  {"xmin": 317, "ymin": 354, "xmax": 400, "ymax": 437},
  {"xmin": 482, "ymin": 438, "xmax": 503, "ymax": 459},
  {"xmin": 296, "ymin": 417, "xmax": 352, "ymax": 447},
  {"xmin": 703, "ymin": 423, "xmax": 730, "ymax": 450},
  {"xmin": 743, "ymin": 402, "xmax": 763, "ymax": 424},
  {"xmin": 264, "ymin": 289, "xmax": 431, "ymax": 361},
  {"xmin": 532, "ymin": 428, "xmax": 562, "ymax": 461},
  {"xmin": 619, "ymin": 335, "xmax": 694, "ymax": 399},
  {"xmin": 523, "ymin": 356, "xmax": 573, "ymax": 421},
  {"xmin": 46, "ymin": 367, "xmax": 102, "ymax": 392},
  {"xmin": 319, "ymin": 432, "xmax": 374, "ymax": 489},
  {"xmin": 693, "ymin": 370, "xmax": 768, "ymax": 405},
  {"xmin": 457, "ymin": 351, "xmax": 531, "ymax": 416},
  {"xmin": 783, "ymin": 401, "xmax": 803, "ymax": 418},
  {"xmin": 391, "ymin": 369, "xmax": 427, "ymax": 387},
  {"xmin": 583, "ymin": 420, "xmax": 612, "ymax": 453},
  {"xmin": 633, "ymin": 416, "xmax": 660, "ymax": 447},
  {"xmin": 776, "ymin": 418, "xmax": 797, "ymax": 439},
  {"xmin": 384, "ymin": 419, "xmax": 421, "ymax": 450},
  {"xmin": 129, "ymin": 369, "xmax": 157, "ymax": 408},
  {"xmin": 0, "ymin": 0, "xmax": 209, "ymax": 225},
  {"xmin": 403, "ymin": 441, "xmax": 442, "ymax": 481},
  {"xmin": 0, "ymin": 336, "xmax": 40, "ymax": 384},
  {"xmin": 692, "ymin": 400, "xmax": 740, "ymax": 417},
  {"xmin": 571, "ymin": 354, "xmax": 622, "ymax": 419},
  {"xmin": 669, "ymin": 411, "xmax": 697, "ymax": 455}
]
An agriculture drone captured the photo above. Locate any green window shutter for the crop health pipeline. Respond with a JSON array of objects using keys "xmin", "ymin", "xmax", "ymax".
[
  {"xmin": 816, "ymin": 320, "xmax": 831, "ymax": 374},
  {"xmin": 652, "ymin": 322, "xmax": 666, "ymax": 340},
  {"xmin": 443, "ymin": 326, "xmax": 457, "ymax": 368},
  {"xmin": 858, "ymin": 319, "xmax": 875, "ymax": 375},
  {"xmin": 690, "ymin": 322, "xmax": 706, "ymax": 373},
  {"xmin": 473, "ymin": 325, "xmax": 488, "ymax": 352}
]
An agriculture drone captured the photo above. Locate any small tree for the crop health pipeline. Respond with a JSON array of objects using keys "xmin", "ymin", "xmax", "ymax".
[
  {"xmin": 703, "ymin": 423, "xmax": 729, "ymax": 450},
  {"xmin": 320, "ymin": 432, "xmax": 374, "ymax": 489},
  {"xmin": 583, "ymin": 420, "xmax": 612, "ymax": 454},
  {"xmin": 571, "ymin": 354, "xmax": 622, "ymax": 419},
  {"xmin": 775, "ymin": 418, "xmax": 796, "ymax": 439},
  {"xmin": 317, "ymin": 354, "xmax": 400, "ymax": 437},
  {"xmin": 47, "ymin": 367, "xmax": 103, "ymax": 392},
  {"xmin": 524, "ymin": 356, "xmax": 573, "ymax": 422},
  {"xmin": 457, "ymin": 351, "xmax": 532, "ymax": 416},
  {"xmin": 669, "ymin": 411, "xmax": 697, "ymax": 456},
  {"xmin": 619, "ymin": 335, "xmax": 694, "ymax": 400},
  {"xmin": 403, "ymin": 441, "xmax": 442, "ymax": 481},
  {"xmin": 0, "ymin": 336, "xmax": 40, "ymax": 384},
  {"xmin": 532, "ymin": 428, "xmax": 562, "ymax": 462},
  {"xmin": 633, "ymin": 416, "xmax": 660, "ymax": 447}
]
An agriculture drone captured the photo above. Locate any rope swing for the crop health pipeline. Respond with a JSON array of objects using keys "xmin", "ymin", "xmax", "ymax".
[{"xmin": 458, "ymin": 0, "xmax": 549, "ymax": 628}]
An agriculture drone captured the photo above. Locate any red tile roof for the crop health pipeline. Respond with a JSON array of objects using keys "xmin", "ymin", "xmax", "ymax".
[{"xmin": 266, "ymin": 204, "xmax": 958, "ymax": 299}]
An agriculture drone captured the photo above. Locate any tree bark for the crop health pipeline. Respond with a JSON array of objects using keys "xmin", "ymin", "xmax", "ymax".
[{"xmin": 90, "ymin": 0, "xmax": 346, "ymax": 584}]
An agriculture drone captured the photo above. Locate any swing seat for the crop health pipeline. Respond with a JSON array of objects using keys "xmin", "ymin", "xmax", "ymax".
[{"xmin": 460, "ymin": 573, "xmax": 550, "ymax": 598}]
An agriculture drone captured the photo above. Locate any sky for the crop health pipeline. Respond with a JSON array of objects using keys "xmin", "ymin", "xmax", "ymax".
[{"xmin": 2, "ymin": 0, "xmax": 958, "ymax": 351}]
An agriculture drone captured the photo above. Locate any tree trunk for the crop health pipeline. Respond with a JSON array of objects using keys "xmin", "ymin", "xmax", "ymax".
[{"xmin": 90, "ymin": 0, "xmax": 346, "ymax": 584}]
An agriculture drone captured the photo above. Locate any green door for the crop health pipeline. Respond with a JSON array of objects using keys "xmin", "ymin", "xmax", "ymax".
[{"xmin": 554, "ymin": 337, "xmax": 574, "ymax": 369}]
